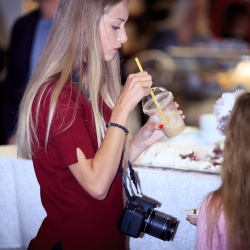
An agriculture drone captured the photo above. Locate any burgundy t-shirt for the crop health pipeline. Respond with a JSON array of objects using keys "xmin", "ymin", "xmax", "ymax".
[{"xmin": 28, "ymin": 83, "xmax": 126, "ymax": 250}]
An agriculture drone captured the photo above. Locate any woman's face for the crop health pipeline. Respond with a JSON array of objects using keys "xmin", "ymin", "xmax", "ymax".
[{"xmin": 99, "ymin": 0, "xmax": 129, "ymax": 61}]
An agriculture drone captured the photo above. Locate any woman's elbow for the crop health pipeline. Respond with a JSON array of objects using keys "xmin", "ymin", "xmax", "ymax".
[
  {"xmin": 92, "ymin": 191, "xmax": 108, "ymax": 200},
  {"xmin": 87, "ymin": 185, "xmax": 109, "ymax": 200}
]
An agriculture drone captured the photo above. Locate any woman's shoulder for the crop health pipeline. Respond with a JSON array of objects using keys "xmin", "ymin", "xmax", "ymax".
[
  {"xmin": 34, "ymin": 81, "xmax": 91, "ymax": 134},
  {"xmin": 33, "ymin": 81, "xmax": 90, "ymax": 122},
  {"xmin": 41, "ymin": 81, "xmax": 88, "ymax": 104}
]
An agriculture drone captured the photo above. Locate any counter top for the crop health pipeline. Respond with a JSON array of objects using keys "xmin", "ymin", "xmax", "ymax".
[
  {"xmin": 127, "ymin": 166, "xmax": 221, "ymax": 249},
  {"xmin": 134, "ymin": 126, "xmax": 224, "ymax": 175},
  {"xmin": 0, "ymin": 145, "xmax": 17, "ymax": 158}
]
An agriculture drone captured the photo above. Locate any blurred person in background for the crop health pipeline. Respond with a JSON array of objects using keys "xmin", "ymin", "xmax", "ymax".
[
  {"xmin": 209, "ymin": 0, "xmax": 250, "ymax": 49},
  {"xmin": 148, "ymin": 0, "xmax": 211, "ymax": 52},
  {"xmin": 219, "ymin": 2, "xmax": 249, "ymax": 49},
  {"xmin": 146, "ymin": 0, "xmax": 217, "ymax": 127},
  {"xmin": 0, "ymin": 47, "xmax": 4, "ymax": 74},
  {"xmin": 0, "ymin": 46, "xmax": 5, "ymax": 144},
  {"xmin": 2, "ymin": 0, "xmax": 59, "ymax": 144}
]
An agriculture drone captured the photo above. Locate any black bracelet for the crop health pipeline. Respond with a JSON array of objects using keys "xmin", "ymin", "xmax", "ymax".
[{"xmin": 106, "ymin": 122, "xmax": 129, "ymax": 135}]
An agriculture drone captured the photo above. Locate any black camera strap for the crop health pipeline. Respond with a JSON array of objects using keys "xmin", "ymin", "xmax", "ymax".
[
  {"xmin": 119, "ymin": 161, "xmax": 140, "ymax": 202},
  {"xmin": 118, "ymin": 166, "xmax": 132, "ymax": 201},
  {"xmin": 128, "ymin": 161, "xmax": 139, "ymax": 194}
]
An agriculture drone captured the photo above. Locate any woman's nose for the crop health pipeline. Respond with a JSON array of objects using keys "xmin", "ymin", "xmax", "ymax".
[{"xmin": 119, "ymin": 28, "xmax": 128, "ymax": 44}]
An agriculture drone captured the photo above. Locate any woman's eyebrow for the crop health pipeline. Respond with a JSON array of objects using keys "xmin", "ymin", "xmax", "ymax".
[{"xmin": 114, "ymin": 18, "xmax": 125, "ymax": 22}]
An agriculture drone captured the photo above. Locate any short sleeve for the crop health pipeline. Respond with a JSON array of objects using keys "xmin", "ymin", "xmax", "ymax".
[
  {"xmin": 48, "ymin": 117, "xmax": 96, "ymax": 167},
  {"xmin": 36, "ymin": 83, "xmax": 97, "ymax": 168}
]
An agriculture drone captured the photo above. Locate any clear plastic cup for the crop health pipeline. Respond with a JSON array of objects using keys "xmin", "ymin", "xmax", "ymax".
[{"xmin": 142, "ymin": 87, "xmax": 185, "ymax": 138}]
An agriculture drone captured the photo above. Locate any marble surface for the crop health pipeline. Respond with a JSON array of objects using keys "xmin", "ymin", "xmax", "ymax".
[
  {"xmin": 0, "ymin": 156, "xmax": 46, "ymax": 249},
  {"xmin": 127, "ymin": 167, "xmax": 221, "ymax": 250},
  {"xmin": 0, "ymin": 145, "xmax": 17, "ymax": 158},
  {"xmin": 0, "ymin": 157, "xmax": 22, "ymax": 248},
  {"xmin": 134, "ymin": 125, "xmax": 225, "ymax": 174}
]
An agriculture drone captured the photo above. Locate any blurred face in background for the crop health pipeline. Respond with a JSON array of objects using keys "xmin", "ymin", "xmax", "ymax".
[{"xmin": 230, "ymin": 14, "xmax": 249, "ymax": 39}]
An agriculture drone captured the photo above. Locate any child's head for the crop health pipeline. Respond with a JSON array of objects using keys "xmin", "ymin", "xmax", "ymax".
[
  {"xmin": 213, "ymin": 89, "xmax": 246, "ymax": 135},
  {"xmin": 226, "ymin": 92, "xmax": 250, "ymax": 142},
  {"xmin": 220, "ymin": 92, "xmax": 250, "ymax": 250},
  {"xmin": 222, "ymin": 92, "xmax": 250, "ymax": 191}
]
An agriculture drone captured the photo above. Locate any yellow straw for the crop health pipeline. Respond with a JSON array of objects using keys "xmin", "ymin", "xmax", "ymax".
[{"xmin": 135, "ymin": 57, "xmax": 168, "ymax": 126}]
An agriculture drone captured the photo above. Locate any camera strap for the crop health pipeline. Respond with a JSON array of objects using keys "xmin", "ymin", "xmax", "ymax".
[
  {"xmin": 128, "ymin": 161, "xmax": 139, "ymax": 194},
  {"xmin": 118, "ymin": 161, "xmax": 140, "ymax": 202},
  {"xmin": 118, "ymin": 167, "xmax": 132, "ymax": 201}
]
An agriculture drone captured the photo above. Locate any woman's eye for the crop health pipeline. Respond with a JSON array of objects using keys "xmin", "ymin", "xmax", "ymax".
[{"xmin": 112, "ymin": 26, "xmax": 120, "ymax": 30}]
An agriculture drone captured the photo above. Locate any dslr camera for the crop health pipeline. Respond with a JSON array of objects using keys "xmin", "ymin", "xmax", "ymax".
[{"xmin": 119, "ymin": 195, "xmax": 179, "ymax": 241}]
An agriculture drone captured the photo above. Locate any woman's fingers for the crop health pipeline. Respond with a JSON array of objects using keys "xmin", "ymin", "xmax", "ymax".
[
  {"xmin": 126, "ymin": 72, "xmax": 152, "ymax": 89},
  {"xmin": 116, "ymin": 71, "xmax": 153, "ymax": 112},
  {"xmin": 139, "ymin": 120, "xmax": 165, "ymax": 143},
  {"xmin": 175, "ymin": 102, "xmax": 185, "ymax": 119},
  {"xmin": 179, "ymin": 110, "xmax": 185, "ymax": 119}
]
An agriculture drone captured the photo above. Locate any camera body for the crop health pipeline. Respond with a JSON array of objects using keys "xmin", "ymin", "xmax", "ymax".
[{"xmin": 119, "ymin": 195, "xmax": 179, "ymax": 241}]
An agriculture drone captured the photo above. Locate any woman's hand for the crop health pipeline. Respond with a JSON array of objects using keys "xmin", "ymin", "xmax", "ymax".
[
  {"xmin": 175, "ymin": 102, "xmax": 185, "ymax": 120},
  {"xmin": 129, "ymin": 102, "xmax": 185, "ymax": 162},
  {"xmin": 114, "ymin": 71, "xmax": 153, "ymax": 117},
  {"xmin": 135, "ymin": 117, "xmax": 165, "ymax": 146},
  {"xmin": 136, "ymin": 101, "xmax": 185, "ymax": 146},
  {"xmin": 128, "ymin": 117, "xmax": 165, "ymax": 163}
]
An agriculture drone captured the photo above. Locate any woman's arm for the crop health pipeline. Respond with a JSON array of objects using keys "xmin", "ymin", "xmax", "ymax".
[
  {"xmin": 69, "ymin": 72, "xmax": 153, "ymax": 200},
  {"xmin": 129, "ymin": 120, "xmax": 165, "ymax": 163}
]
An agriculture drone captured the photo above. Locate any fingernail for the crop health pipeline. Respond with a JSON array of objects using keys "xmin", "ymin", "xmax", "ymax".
[{"xmin": 159, "ymin": 124, "xmax": 164, "ymax": 129}]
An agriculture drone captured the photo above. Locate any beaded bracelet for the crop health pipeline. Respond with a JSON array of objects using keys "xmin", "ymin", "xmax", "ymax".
[{"xmin": 106, "ymin": 122, "xmax": 129, "ymax": 135}]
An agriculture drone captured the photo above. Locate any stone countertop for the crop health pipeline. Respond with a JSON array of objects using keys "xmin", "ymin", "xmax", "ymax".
[
  {"xmin": 134, "ymin": 126, "xmax": 224, "ymax": 175},
  {"xmin": 127, "ymin": 166, "xmax": 221, "ymax": 250},
  {"xmin": 0, "ymin": 145, "xmax": 17, "ymax": 158}
]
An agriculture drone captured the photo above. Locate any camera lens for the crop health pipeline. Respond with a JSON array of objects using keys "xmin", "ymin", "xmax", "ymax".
[{"xmin": 144, "ymin": 211, "xmax": 179, "ymax": 241}]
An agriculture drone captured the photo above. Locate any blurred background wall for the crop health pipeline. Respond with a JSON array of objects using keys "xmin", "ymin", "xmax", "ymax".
[
  {"xmin": 0, "ymin": 0, "xmax": 38, "ymax": 49},
  {"xmin": 0, "ymin": 0, "xmax": 20, "ymax": 50}
]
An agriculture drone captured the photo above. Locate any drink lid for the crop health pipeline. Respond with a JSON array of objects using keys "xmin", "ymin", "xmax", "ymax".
[{"xmin": 142, "ymin": 87, "xmax": 173, "ymax": 114}]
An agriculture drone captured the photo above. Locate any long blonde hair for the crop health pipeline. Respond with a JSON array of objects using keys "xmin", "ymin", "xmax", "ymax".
[
  {"xmin": 205, "ymin": 92, "xmax": 250, "ymax": 249},
  {"xmin": 16, "ymin": 0, "xmax": 125, "ymax": 159}
]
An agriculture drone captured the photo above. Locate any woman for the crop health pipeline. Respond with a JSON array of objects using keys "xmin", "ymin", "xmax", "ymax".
[
  {"xmin": 16, "ymin": 0, "xmax": 172, "ymax": 249},
  {"xmin": 195, "ymin": 91, "xmax": 250, "ymax": 249}
]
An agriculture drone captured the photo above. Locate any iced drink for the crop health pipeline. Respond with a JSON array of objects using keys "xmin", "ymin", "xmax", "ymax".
[{"xmin": 142, "ymin": 87, "xmax": 185, "ymax": 138}]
